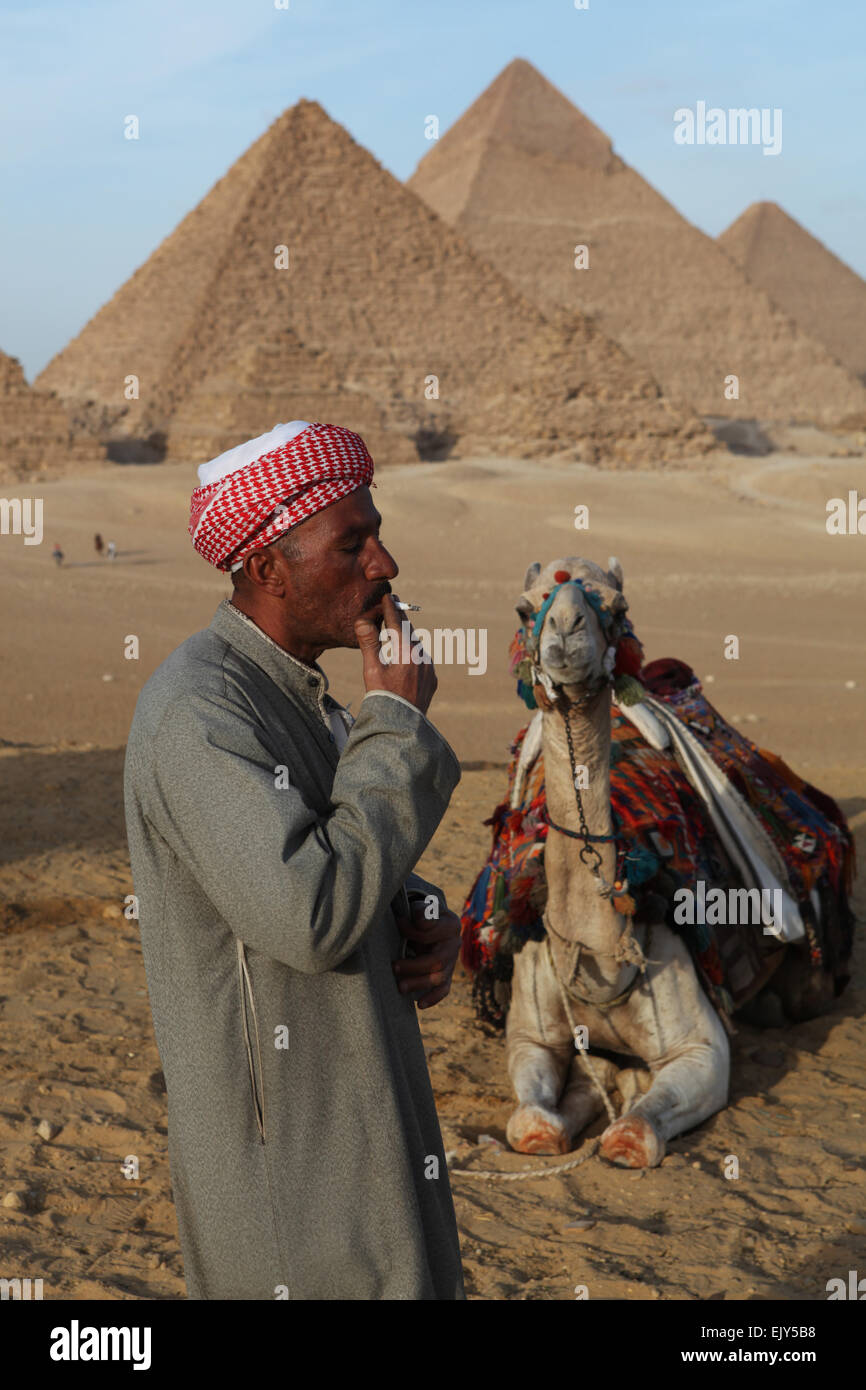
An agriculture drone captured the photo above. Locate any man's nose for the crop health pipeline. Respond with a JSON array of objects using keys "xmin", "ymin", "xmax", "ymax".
[{"xmin": 366, "ymin": 540, "xmax": 398, "ymax": 580}]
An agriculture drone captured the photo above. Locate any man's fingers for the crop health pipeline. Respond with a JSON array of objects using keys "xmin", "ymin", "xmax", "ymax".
[
  {"xmin": 403, "ymin": 973, "xmax": 449, "ymax": 1000},
  {"xmin": 395, "ymin": 915, "xmax": 443, "ymax": 940},
  {"xmin": 380, "ymin": 593, "xmax": 415, "ymax": 643},
  {"xmin": 361, "ymin": 595, "xmax": 436, "ymax": 713},
  {"xmin": 395, "ymin": 950, "xmax": 456, "ymax": 994},
  {"xmin": 381, "ymin": 595, "xmax": 426, "ymax": 670},
  {"xmin": 354, "ymin": 615, "xmax": 383, "ymax": 649},
  {"xmin": 394, "ymin": 947, "xmax": 456, "ymax": 976},
  {"xmin": 397, "ymin": 926, "xmax": 455, "ymax": 948},
  {"xmin": 397, "ymin": 918, "xmax": 461, "ymax": 944},
  {"xmin": 418, "ymin": 983, "xmax": 451, "ymax": 1010}
]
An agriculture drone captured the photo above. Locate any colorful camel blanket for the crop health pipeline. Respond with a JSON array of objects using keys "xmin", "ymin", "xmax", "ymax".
[{"xmin": 460, "ymin": 659, "xmax": 855, "ymax": 1031}]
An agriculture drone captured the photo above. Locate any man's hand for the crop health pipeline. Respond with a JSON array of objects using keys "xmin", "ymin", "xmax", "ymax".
[
  {"xmin": 392, "ymin": 901, "xmax": 462, "ymax": 1010},
  {"xmin": 354, "ymin": 593, "xmax": 438, "ymax": 715}
]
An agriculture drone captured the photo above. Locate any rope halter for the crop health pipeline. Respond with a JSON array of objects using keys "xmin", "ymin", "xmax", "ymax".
[{"xmin": 521, "ymin": 574, "xmax": 622, "ymax": 711}]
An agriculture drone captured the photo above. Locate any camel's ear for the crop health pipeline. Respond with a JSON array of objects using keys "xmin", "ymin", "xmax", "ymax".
[
  {"xmin": 607, "ymin": 556, "xmax": 624, "ymax": 592},
  {"xmin": 523, "ymin": 561, "xmax": 542, "ymax": 590}
]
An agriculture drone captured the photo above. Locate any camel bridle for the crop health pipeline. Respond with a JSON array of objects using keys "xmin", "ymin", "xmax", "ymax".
[
  {"xmin": 522, "ymin": 577, "xmax": 650, "ymax": 1012},
  {"xmin": 522, "ymin": 579, "xmax": 618, "ymax": 886}
]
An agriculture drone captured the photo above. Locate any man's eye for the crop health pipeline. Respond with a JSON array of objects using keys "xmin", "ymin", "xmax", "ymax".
[{"xmin": 341, "ymin": 531, "xmax": 381, "ymax": 554}]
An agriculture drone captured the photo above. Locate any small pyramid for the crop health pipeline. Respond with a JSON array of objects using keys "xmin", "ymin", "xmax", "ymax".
[
  {"xmin": 719, "ymin": 203, "xmax": 866, "ymax": 383},
  {"xmin": 37, "ymin": 98, "xmax": 712, "ymax": 467},
  {"xmin": 409, "ymin": 61, "xmax": 866, "ymax": 426},
  {"xmin": 0, "ymin": 350, "xmax": 106, "ymax": 482}
]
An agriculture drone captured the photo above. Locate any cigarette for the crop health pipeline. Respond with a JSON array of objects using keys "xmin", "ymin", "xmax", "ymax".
[{"xmin": 394, "ymin": 601, "xmax": 421, "ymax": 611}]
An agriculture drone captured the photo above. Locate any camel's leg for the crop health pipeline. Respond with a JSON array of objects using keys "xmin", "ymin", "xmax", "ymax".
[
  {"xmin": 505, "ymin": 1037, "xmax": 571, "ymax": 1154},
  {"xmin": 599, "ymin": 933, "xmax": 731, "ymax": 1168},
  {"xmin": 505, "ymin": 941, "xmax": 574, "ymax": 1154},
  {"xmin": 602, "ymin": 1027, "xmax": 729, "ymax": 1167}
]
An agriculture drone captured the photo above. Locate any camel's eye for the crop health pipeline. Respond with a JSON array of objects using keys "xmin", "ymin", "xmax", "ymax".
[{"xmin": 515, "ymin": 599, "xmax": 534, "ymax": 623}]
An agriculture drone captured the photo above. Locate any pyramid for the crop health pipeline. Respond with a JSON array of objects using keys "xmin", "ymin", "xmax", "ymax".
[
  {"xmin": 719, "ymin": 203, "xmax": 866, "ymax": 384},
  {"xmin": 408, "ymin": 59, "xmax": 866, "ymax": 427},
  {"xmin": 35, "ymin": 119, "xmax": 281, "ymax": 452},
  {"xmin": 0, "ymin": 350, "xmax": 105, "ymax": 483},
  {"xmin": 37, "ymin": 99, "xmax": 713, "ymax": 467}
]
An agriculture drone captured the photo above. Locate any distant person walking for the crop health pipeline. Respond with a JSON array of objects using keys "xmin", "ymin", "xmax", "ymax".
[
  {"xmin": 107, "ymin": 540, "xmax": 117, "ymax": 561},
  {"xmin": 52, "ymin": 543, "xmax": 64, "ymax": 567},
  {"xmin": 94, "ymin": 533, "xmax": 104, "ymax": 558}
]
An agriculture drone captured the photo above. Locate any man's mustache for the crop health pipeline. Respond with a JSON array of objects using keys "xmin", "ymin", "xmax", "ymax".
[{"xmin": 365, "ymin": 586, "xmax": 392, "ymax": 609}]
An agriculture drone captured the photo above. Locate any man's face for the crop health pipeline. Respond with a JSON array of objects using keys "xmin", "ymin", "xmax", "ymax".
[{"xmin": 272, "ymin": 486, "xmax": 399, "ymax": 650}]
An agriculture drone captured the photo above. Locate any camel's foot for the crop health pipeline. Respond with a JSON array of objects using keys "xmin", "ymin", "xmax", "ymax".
[
  {"xmin": 507, "ymin": 1103, "xmax": 570, "ymax": 1155},
  {"xmin": 600, "ymin": 1113, "xmax": 664, "ymax": 1169}
]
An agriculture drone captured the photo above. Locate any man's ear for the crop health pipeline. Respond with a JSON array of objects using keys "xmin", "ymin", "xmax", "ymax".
[{"xmin": 242, "ymin": 546, "xmax": 286, "ymax": 595}]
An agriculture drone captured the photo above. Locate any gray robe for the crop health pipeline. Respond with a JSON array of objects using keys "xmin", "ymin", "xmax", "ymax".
[{"xmin": 123, "ymin": 598, "xmax": 465, "ymax": 1299}]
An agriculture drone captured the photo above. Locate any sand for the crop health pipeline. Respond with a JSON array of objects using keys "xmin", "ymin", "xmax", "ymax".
[{"xmin": 1, "ymin": 448, "xmax": 864, "ymax": 1300}]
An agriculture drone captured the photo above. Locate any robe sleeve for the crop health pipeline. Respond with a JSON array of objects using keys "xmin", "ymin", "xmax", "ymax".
[
  {"xmin": 404, "ymin": 871, "xmax": 449, "ymax": 919},
  {"xmin": 144, "ymin": 685, "xmax": 461, "ymax": 973}
]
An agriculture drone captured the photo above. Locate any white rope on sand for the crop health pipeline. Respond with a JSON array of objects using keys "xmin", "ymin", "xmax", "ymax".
[{"xmin": 450, "ymin": 1135, "xmax": 600, "ymax": 1182}]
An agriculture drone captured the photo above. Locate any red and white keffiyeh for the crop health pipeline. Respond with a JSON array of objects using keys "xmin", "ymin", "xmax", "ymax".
[{"xmin": 188, "ymin": 420, "xmax": 375, "ymax": 571}]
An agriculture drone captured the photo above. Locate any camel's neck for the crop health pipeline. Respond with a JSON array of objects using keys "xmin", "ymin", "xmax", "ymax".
[{"xmin": 541, "ymin": 688, "xmax": 623, "ymax": 959}]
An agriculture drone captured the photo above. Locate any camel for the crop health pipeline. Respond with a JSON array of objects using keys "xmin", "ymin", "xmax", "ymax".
[{"xmin": 500, "ymin": 556, "xmax": 845, "ymax": 1169}]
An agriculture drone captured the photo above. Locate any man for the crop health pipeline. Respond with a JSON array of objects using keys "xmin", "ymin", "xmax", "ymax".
[{"xmin": 124, "ymin": 420, "xmax": 465, "ymax": 1300}]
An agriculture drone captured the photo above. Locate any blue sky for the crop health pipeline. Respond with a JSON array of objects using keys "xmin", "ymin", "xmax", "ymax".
[{"xmin": 2, "ymin": 0, "xmax": 864, "ymax": 380}]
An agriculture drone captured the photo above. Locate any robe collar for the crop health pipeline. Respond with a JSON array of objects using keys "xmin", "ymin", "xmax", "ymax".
[{"xmin": 210, "ymin": 598, "xmax": 335, "ymax": 727}]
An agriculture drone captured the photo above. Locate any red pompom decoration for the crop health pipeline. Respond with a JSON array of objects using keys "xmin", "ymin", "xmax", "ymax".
[
  {"xmin": 614, "ymin": 633, "xmax": 644, "ymax": 678},
  {"xmin": 553, "ymin": 569, "xmax": 571, "ymax": 583}
]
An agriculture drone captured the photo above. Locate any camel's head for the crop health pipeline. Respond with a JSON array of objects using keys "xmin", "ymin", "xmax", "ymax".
[{"xmin": 513, "ymin": 556, "xmax": 631, "ymax": 707}]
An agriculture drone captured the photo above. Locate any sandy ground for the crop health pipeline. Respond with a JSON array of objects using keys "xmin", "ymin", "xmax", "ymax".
[{"xmin": 1, "ymin": 445, "xmax": 864, "ymax": 1300}]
